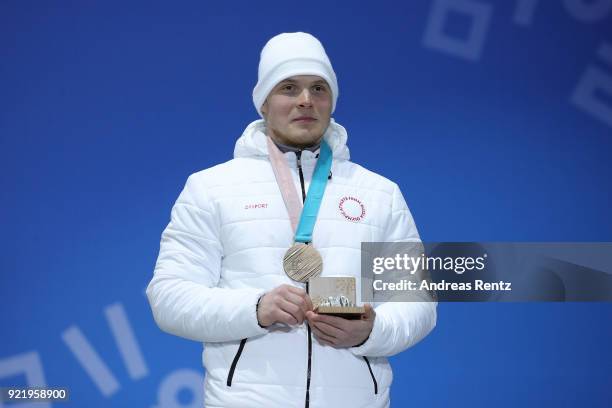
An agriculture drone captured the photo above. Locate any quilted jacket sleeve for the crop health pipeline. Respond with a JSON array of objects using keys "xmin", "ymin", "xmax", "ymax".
[
  {"xmin": 351, "ymin": 183, "xmax": 437, "ymax": 357},
  {"xmin": 146, "ymin": 174, "xmax": 268, "ymax": 343}
]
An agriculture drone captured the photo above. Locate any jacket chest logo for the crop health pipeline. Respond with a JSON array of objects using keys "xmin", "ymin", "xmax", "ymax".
[
  {"xmin": 244, "ymin": 202, "xmax": 269, "ymax": 210},
  {"xmin": 338, "ymin": 196, "xmax": 366, "ymax": 222}
]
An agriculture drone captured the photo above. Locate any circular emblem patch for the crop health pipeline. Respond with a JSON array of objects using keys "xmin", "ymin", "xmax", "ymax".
[{"xmin": 338, "ymin": 196, "xmax": 366, "ymax": 222}]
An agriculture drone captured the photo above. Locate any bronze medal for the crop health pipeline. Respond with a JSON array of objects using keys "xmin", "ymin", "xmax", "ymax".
[{"xmin": 283, "ymin": 243, "xmax": 323, "ymax": 283}]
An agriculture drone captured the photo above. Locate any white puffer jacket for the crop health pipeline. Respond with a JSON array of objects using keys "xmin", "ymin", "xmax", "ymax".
[{"xmin": 146, "ymin": 119, "xmax": 437, "ymax": 408}]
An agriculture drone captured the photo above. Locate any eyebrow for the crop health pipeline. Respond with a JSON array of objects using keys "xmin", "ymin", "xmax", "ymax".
[{"xmin": 280, "ymin": 78, "xmax": 327, "ymax": 85}]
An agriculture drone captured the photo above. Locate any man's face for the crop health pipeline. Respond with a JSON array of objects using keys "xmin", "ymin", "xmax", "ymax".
[{"xmin": 261, "ymin": 75, "xmax": 332, "ymax": 148}]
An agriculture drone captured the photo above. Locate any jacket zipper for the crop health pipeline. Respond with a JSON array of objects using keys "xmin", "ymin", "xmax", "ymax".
[
  {"xmin": 295, "ymin": 150, "xmax": 312, "ymax": 408},
  {"xmin": 226, "ymin": 338, "xmax": 247, "ymax": 386},
  {"xmin": 363, "ymin": 356, "xmax": 378, "ymax": 394},
  {"xmin": 296, "ymin": 151, "xmax": 306, "ymax": 201}
]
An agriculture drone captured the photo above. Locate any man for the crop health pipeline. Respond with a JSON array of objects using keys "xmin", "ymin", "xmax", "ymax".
[{"xmin": 146, "ymin": 32, "xmax": 437, "ymax": 408}]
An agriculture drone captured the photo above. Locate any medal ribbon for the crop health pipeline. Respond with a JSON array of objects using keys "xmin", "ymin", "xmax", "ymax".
[
  {"xmin": 266, "ymin": 136, "xmax": 303, "ymax": 233},
  {"xmin": 266, "ymin": 136, "xmax": 332, "ymax": 243}
]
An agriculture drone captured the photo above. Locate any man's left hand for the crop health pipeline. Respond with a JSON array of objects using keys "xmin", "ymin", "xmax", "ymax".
[{"xmin": 305, "ymin": 304, "xmax": 375, "ymax": 348}]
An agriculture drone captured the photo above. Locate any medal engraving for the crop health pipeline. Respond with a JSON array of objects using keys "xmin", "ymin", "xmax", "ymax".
[{"xmin": 283, "ymin": 243, "xmax": 323, "ymax": 282}]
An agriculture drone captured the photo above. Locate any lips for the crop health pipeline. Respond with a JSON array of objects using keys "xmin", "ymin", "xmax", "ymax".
[{"xmin": 293, "ymin": 117, "xmax": 316, "ymax": 122}]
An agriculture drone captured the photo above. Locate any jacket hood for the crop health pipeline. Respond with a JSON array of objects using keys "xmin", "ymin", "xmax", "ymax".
[{"xmin": 234, "ymin": 118, "xmax": 350, "ymax": 161}]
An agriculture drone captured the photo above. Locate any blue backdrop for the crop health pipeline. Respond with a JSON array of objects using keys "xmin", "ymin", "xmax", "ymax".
[{"xmin": 1, "ymin": 1, "xmax": 611, "ymax": 407}]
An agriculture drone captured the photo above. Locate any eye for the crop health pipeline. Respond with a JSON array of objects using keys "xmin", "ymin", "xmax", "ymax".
[
  {"xmin": 281, "ymin": 84, "xmax": 294, "ymax": 91},
  {"xmin": 313, "ymin": 85, "xmax": 327, "ymax": 92}
]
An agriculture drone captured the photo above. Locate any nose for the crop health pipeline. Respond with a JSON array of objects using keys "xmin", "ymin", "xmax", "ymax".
[{"xmin": 297, "ymin": 88, "xmax": 312, "ymax": 107}]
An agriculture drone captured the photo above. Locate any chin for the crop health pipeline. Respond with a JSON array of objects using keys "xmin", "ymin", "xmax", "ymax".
[{"xmin": 293, "ymin": 135, "xmax": 322, "ymax": 147}]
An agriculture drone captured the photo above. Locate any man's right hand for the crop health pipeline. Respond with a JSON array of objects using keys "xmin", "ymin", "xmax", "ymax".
[{"xmin": 257, "ymin": 284, "xmax": 313, "ymax": 327}]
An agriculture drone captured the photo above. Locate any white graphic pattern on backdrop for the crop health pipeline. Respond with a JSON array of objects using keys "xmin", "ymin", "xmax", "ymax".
[
  {"xmin": 423, "ymin": 0, "xmax": 612, "ymax": 128},
  {"xmin": 572, "ymin": 43, "xmax": 612, "ymax": 128},
  {"xmin": 0, "ymin": 302, "xmax": 203, "ymax": 407},
  {"xmin": 0, "ymin": 352, "xmax": 50, "ymax": 408},
  {"xmin": 423, "ymin": 0, "xmax": 493, "ymax": 62}
]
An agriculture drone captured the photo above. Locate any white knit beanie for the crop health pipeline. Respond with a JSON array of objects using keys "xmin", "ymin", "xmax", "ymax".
[{"xmin": 252, "ymin": 32, "xmax": 339, "ymax": 118}]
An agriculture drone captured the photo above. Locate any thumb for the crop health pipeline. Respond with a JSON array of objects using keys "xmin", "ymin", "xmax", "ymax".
[{"xmin": 362, "ymin": 303, "xmax": 375, "ymax": 320}]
